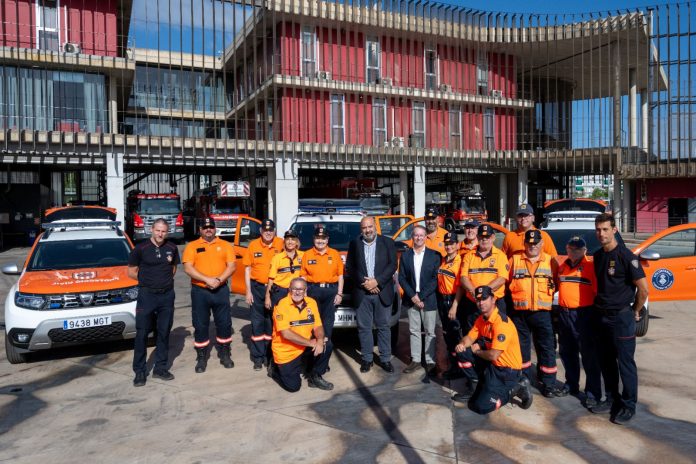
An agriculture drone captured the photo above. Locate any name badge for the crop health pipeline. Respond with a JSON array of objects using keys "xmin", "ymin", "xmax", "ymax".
[
  {"xmin": 254, "ymin": 252, "xmax": 263, "ymax": 258},
  {"xmin": 308, "ymin": 260, "xmax": 317, "ymax": 265}
]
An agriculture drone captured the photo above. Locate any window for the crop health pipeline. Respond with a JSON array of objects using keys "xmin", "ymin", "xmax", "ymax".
[
  {"xmin": 372, "ymin": 98, "xmax": 387, "ymax": 146},
  {"xmin": 484, "ymin": 107, "xmax": 495, "ymax": 150},
  {"xmin": 425, "ymin": 46, "xmax": 437, "ymax": 90},
  {"xmin": 366, "ymin": 37, "xmax": 380, "ymax": 84},
  {"xmin": 301, "ymin": 26, "xmax": 318, "ymax": 78},
  {"xmin": 449, "ymin": 104, "xmax": 461, "ymax": 150},
  {"xmin": 645, "ymin": 229, "xmax": 696, "ymax": 259},
  {"xmin": 37, "ymin": 0, "xmax": 59, "ymax": 51},
  {"xmin": 330, "ymin": 94, "xmax": 344, "ymax": 144},
  {"xmin": 239, "ymin": 218, "xmax": 261, "ymax": 248},
  {"xmin": 411, "ymin": 101, "xmax": 425, "ymax": 148},
  {"xmin": 477, "ymin": 50, "xmax": 489, "ymax": 95}
]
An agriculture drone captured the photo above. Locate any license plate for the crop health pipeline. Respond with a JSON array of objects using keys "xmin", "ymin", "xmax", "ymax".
[
  {"xmin": 336, "ymin": 313, "xmax": 356, "ymax": 323},
  {"xmin": 63, "ymin": 316, "xmax": 112, "ymax": 330}
]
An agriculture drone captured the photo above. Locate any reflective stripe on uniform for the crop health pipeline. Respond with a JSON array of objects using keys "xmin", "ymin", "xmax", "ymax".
[
  {"xmin": 539, "ymin": 365, "xmax": 558, "ymax": 374},
  {"xmin": 458, "ymin": 361, "xmax": 473, "ymax": 369},
  {"xmin": 521, "ymin": 361, "xmax": 532, "ymax": 369},
  {"xmin": 216, "ymin": 336, "xmax": 233, "ymax": 344},
  {"xmin": 194, "ymin": 340, "xmax": 210, "ymax": 348}
]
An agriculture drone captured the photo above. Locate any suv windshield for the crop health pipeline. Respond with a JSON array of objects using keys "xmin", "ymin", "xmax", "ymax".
[
  {"xmin": 360, "ymin": 197, "xmax": 388, "ymax": 209},
  {"xmin": 28, "ymin": 239, "xmax": 132, "ymax": 270},
  {"xmin": 291, "ymin": 222, "xmax": 362, "ymax": 252},
  {"xmin": 544, "ymin": 229, "xmax": 623, "ymax": 255},
  {"xmin": 138, "ymin": 199, "xmax": 180, "ymax": 215},
  {"xmin": 212, "ymin": 198, "xmax": 249, "ymax": 214},
  {"xmin": 545, "ymin": 200, "xmax": 606, "ymax": 214},
  {"xmin": 456, "ymin": 198, "xmax": 485, "ymax": 214}
]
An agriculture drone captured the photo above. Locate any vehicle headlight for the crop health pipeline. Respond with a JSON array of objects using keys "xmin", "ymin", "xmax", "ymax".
[
  {"xmin": 15, "ymin": 292, "xmax": 46, "ymax": 310},
  {"xmin": 124, "ymin": 286, "xmax": 139, "ymax": 301}
]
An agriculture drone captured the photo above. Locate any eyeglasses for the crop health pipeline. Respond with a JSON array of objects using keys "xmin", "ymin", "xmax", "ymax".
[{"xmin": 290, "ymin": 288, "xmax": 306, "ymax": 292}]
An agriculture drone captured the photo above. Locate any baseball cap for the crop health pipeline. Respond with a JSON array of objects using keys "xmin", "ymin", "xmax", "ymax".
[
  {"xmin": 201, "ymin": 217, "xmax": 216, "ymax": 228},
  {"xmin": 284, "ymin": 229, "xmax": 298, "ymax": 239},
  {"xmin": 314, "ymin": 226, "xmax": 329, "ymax": 238},
  {"xmin": 463, "ymin": 218, "xmax": 480, "ymax": 228},
  {"xmin": 525, "ymin": 229, "xmax": 542, "ymax": 244},
  {"xmin": 567, "ymin": 236, "xmax": 587, "ymax": 248},
  {"xmin": 424, "ymin": 207, "xmax": 438, "ymax": 220},
  {"xmin": 443, "ymin": 232, "xmax": 458, "ymax": 244},
  {"xmin": 261, "ymin": 219, "xmax": 275, "ymax": 231},
  {"xmin": 516, "ymin": 203, "xmax": 534, "ymax": 216},
  {"xmin": 474, "ymin": 285, "xmax": 494, "ymax": 300},
  {"xmin": 477, "ymin": 224, "xmax": 495, "ymax": 237}
]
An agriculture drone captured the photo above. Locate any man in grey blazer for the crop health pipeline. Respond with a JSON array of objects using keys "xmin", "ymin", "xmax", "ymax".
[
  {"xmin": 399, "ymin": 225, "xmax": 442, "ymax": 375},
  {"xmin": 346, "ymin": 216, "xmax": 398, "ymax": 373}
]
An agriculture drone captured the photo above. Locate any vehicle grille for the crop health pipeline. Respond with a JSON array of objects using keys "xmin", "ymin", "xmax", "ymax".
[
  {"xmin": 45, "ymin": 289, "xmax": 134, "ymax": 310},
  {"xmin": 142, "ymin": 215, "xmax": 177, "ymax": 230},
  {"xmin": 48, "ymin": 322, "xmax": 126, "ymax": 343},
  {"xmin": 215, "ymin": 219, "xmax": 235, "ymax": 229}
]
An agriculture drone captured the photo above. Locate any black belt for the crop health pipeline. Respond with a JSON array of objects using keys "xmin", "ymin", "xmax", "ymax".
[
  {"xmin": 139, "ymin": 286, "xmax": 173, "ymax": 294},
  {"xmin": 270, "ymin": 284, "xmax": 288, "ymax": 292},
  {"xmin": 251, "ymin": 280, "xmax": 267, "ymax": 286},
  {"xmin": 595, "ymin": 307, "xmax": 629, "ymax": 316},
  {"xmin": 308, "ymin": 282, "xmax": 338, "ymax": 288},
  {"xmin": 559, "ymin": 305, "xmax": 593, "ymax": 311}
]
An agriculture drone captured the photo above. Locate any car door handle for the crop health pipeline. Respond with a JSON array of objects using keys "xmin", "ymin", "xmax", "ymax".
[{"xmin": 686, "ymin": 266, "xmax": 696, "ymax": 271}]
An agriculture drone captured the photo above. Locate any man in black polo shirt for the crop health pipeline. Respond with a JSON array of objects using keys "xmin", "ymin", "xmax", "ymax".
[
  {"xmin": 128, "ymin": 218, "xmax": 180, "ymax": 387},
  {"xmin": 592, "ymin": 213, "xmax": 648, "ymax": 424}
]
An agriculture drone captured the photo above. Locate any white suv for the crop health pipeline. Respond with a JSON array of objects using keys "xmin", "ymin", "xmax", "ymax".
[
  {"xmin": 3, "ymin": 213, "xmax": 139, "ymax": 363},
  {"xmin": 289, "ymin": 201, "xmax": 402, "ymax": 337}
]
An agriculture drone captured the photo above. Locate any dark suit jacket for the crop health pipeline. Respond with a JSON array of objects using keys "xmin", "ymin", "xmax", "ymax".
[
  {"xmin": 346, "ymin": 234, "xmax": 397, "ymax": 308},
  {"xmin": 398, "ymin": 247, "xmax": 441, "ymax": 310}
]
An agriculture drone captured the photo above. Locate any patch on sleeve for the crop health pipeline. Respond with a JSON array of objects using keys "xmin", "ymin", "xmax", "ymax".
[
  {"xmin": 497, "ymin": 334, "xmax": 506, "ymax": 342},
  {"xmin": 275, "ymin": 314, "xmax": 283, "ymax": 321},
  {"xmin": 631, "ymin": 259, "xmax": 639, "ymax": 269}
]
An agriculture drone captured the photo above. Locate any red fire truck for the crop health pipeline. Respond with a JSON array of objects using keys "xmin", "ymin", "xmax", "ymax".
[
  {"xmin": 426, "ymin": 187, "xmax": 488, "ymax": 232},
  {"xmin": 184, "ymin": 181, "xmax": 252, "ymax": 238},
  {"xmin": 125, "ymin": 191, "xmax": 184, "ymax": 242}
]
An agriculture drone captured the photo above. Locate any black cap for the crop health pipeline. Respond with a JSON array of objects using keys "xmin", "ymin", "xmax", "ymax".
[
  {"xmin": 284, "ymin": 229, "xmax": 298, "ymax": 239},
  {"xmin": 463, "ymin": 218, "xmax": 480, "ymax": 228},
  {"xmin": 516, "ymin": 203, "xmax": 534, "ymax": 216},
  {"xmin": 443, "ymin": 232, "xmax": 458, "ymax": 244},
  {"xmin": 261, "ymin": 219, "xmax": 275, "ymax": 231},
  {"xmin": 477, "ymin": 224, "xmax": 495, "ymax": 237},
  {"xmin": 425, "ymin": 207, "xmax": 438, "ymax": 220},
  {"xmin": 201, "ymin": 217, "xmax": 216, "ymax": 228},
  {"xmin": 567, "ymin": 236, "xmax": 587, "ymax": 248},
  {"xmin": 474, "ymin": 285, "xmax": 494, "ymax": 300},
  {"xmin": 314, "ymin": 226, "xmax": 329, "ymax": 238},
  {"xmin": 525, "ymin": 229, "xmax": 542, "ymax": 244}
]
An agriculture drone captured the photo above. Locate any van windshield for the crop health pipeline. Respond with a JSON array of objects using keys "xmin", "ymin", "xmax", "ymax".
[
  {"xmin": 138, "ymin": 199, "xmax": 180, "ymax": 215},
  {"xmin": 212, "ymin": 198, "xmax": 249, "ymax": 214}
]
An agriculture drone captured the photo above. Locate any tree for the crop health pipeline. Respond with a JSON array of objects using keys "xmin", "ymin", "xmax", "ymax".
[{"xmin": 590, "ymin": 187, "xmax": 608, "ymax": 200}]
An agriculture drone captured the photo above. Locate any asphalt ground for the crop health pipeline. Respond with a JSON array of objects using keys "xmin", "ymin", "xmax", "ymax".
[{"xmin": 1, "ymin": 245, "xmax": 695, "ymax": 463}]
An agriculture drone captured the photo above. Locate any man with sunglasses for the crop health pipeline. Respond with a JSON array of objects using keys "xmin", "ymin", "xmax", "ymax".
[
  {"xmin": 269, "ymin": 277, "xmax": 333, "ymax": 392},
  {"xmin": 128, "ymin": 218, "xmax": 180, "ymax": 387},
  {"xmin": 182, "ymin": 217, "xmax": 236, "ymax": 373}
]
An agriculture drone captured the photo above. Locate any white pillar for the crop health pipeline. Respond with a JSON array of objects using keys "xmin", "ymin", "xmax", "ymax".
[
  {"xmin": 272, "ymin": 158, "xmax": 298, "ymax": 233},
  {"xmin": 399, "ymin": 171, "xmax": 409, "ymax": 215},
  {"xmin": 499, "ymin": 173, "xmax": 508, "ymax": 227},
  {"xmin": 267, "ymin": 167, "xmax": 276, "ymax": 221},
  {"xmin": 413, "ymin": 165, "xmax": 426, "ymax": 218},
  {"xmin": 517, "ymin": 165, "xmax": 528, "ymax": 205},
  {"xmin": 612, "ymin": 175, "xmax": 623, "ymax": 232},
  {"xmin": 108, "ymin": 78, "xmax": 118, "ymax": 134},
  {"xmin": 106, "ymin": 152, "xmax": 125, "ymax": 225},
  {"xmin": 629, "ymin": 68, "xmax": 638, "ymax": 147},
  {"xmin": 622, "ymin": 179, "xmax": 632, "ymax": 233},
  {"xmin": 641, "ymin": 88, "xmax": 648, "ymax": 150}
]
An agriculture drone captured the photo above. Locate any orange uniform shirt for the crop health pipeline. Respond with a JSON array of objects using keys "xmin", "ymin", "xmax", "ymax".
[
  {"xmin": 557, "ymin": 255, "xmax": 597, "ymax": 308},
  {"xmin": 300, "ymin": 247, "xmax": 344, "ymax": 284},
  {"xmin": 459, "ymin": 238, "xmax": 478, "ymax": 257},
  {"xmin": 437, "ymin": 254, "xmax": 462, "ymax": 295},
  {"xmin": 460, "ymin": 246, "xmax": 509, "ymax": 301},
  {"xmin": 243, "ymin": 236, "xmax": 284, "ymax": 284},
  {"xmin": 467, "ymin": 307, "xmax": 522, "ymax": 370},
  {"xmin": 501, "ymin": 227, "xmax": 557, "ymax": 258},
  {"xmin": 268, "ymin": 250, "xmax": 304, "ymax": 289},
  {"xmin": 272, "ymin": 295, "xmax": 322, "ymax": 364},
  {"xmin": 182, "ymin": 237, "xmax": 235, "ymax": 288}
]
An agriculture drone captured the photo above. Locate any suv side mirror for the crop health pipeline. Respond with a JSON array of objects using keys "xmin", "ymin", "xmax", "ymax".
[
  {"xmin": 2, "ymin": 263, "xmax": 21, "ymax": 275},
  {"xmin": 639, "ymin": 250, "xmax": 660, "ymax": 261}
]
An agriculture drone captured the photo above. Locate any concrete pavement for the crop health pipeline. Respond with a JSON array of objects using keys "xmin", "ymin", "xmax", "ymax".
[{"xmin": 0, "ymin": 245, "xmax": 695, "ymax": 463}]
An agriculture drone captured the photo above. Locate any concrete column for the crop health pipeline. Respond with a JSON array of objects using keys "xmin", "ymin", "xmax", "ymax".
[
  {"xmin": 399, "ymin": 171, "xmax": 409, "ymax": 215},
  {"xmin": 413, "ymin": 165, "xmax": 426, "ymax": 218},
  {"xmin": 106, "ymin": 152, "xmax": 125, "ymax": 225},
  {"xmin": 613, "ymin": 42, "xmax": 622, "ymax": 147},
  {"xmin": 622, "ymin": 179, "xmax": 632, "ymax": 233},
  {"xmin": 517, "ymin": 165, "xmax": 528, "ymax": 205},
  {"xmin": 612, "ymin": 174, "xmax": 623, "ymax": 232},
  {"xmin": 641, "ymin": 88, "xmax": 649, "ymax": 150},
  {"xmin": 271, "ymin": 158, "xmax": 298, "ymax": 233},
  {"xmin": 267, "ymin": 166, "xmax": 276, "ymax": 222},
  {"xmin": 629, "ymin": 68, "xmax": 638, "ymax": 147},
  {"xmin": 499, "ymin": 173, "xmax": 508, "ymax": 227},
  {"xmin": 108, "ymin": 78, "xmax": 118, "ymax": 134}
]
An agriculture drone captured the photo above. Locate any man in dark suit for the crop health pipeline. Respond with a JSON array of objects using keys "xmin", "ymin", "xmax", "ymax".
[
  {"xmin": 346, "ymin": 216, "xmax": 398, "ymax": 373},
  {"xmin": 399, "ymin": 225, "xmax": 442, "ymax": 375}
]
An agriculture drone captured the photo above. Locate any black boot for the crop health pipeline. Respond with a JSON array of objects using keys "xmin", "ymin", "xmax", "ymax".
[
  {"xmin": 217, "ymin": 343, "xmax": 234, "ymax": 369},
  {"xmin": 195, "ymin": 347, "xmax": 208, "ymax": 374},
  {"xmin": 511, "ymin": 377, "xmax": 533, "ymax": 409}
]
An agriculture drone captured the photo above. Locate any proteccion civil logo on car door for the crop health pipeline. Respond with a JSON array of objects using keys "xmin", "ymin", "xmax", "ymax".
[{"xmin": 652, "ymin": 268, "xmax": 674, "ymax": 291}]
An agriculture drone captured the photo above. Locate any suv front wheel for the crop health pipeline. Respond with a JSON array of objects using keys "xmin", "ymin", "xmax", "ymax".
[{"xmin": 5, "ymin": 333, "xmax": 28, "ymax": 364}]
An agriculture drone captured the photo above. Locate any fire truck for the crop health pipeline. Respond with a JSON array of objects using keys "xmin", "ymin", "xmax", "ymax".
[
  {"xmin": 125, "ymin": 191, "xmax": 184, "ymax": 242},
  {"xmin": 184, "ymin": 181, "xmax": 252, "ymax": 238},
  {"xmin": 426, "ymin": 186, "xmax": 487, "ymax": 232},
  {"xmin": 300, "ymin": 177, "xmax": 391, "ymax": 215}
]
